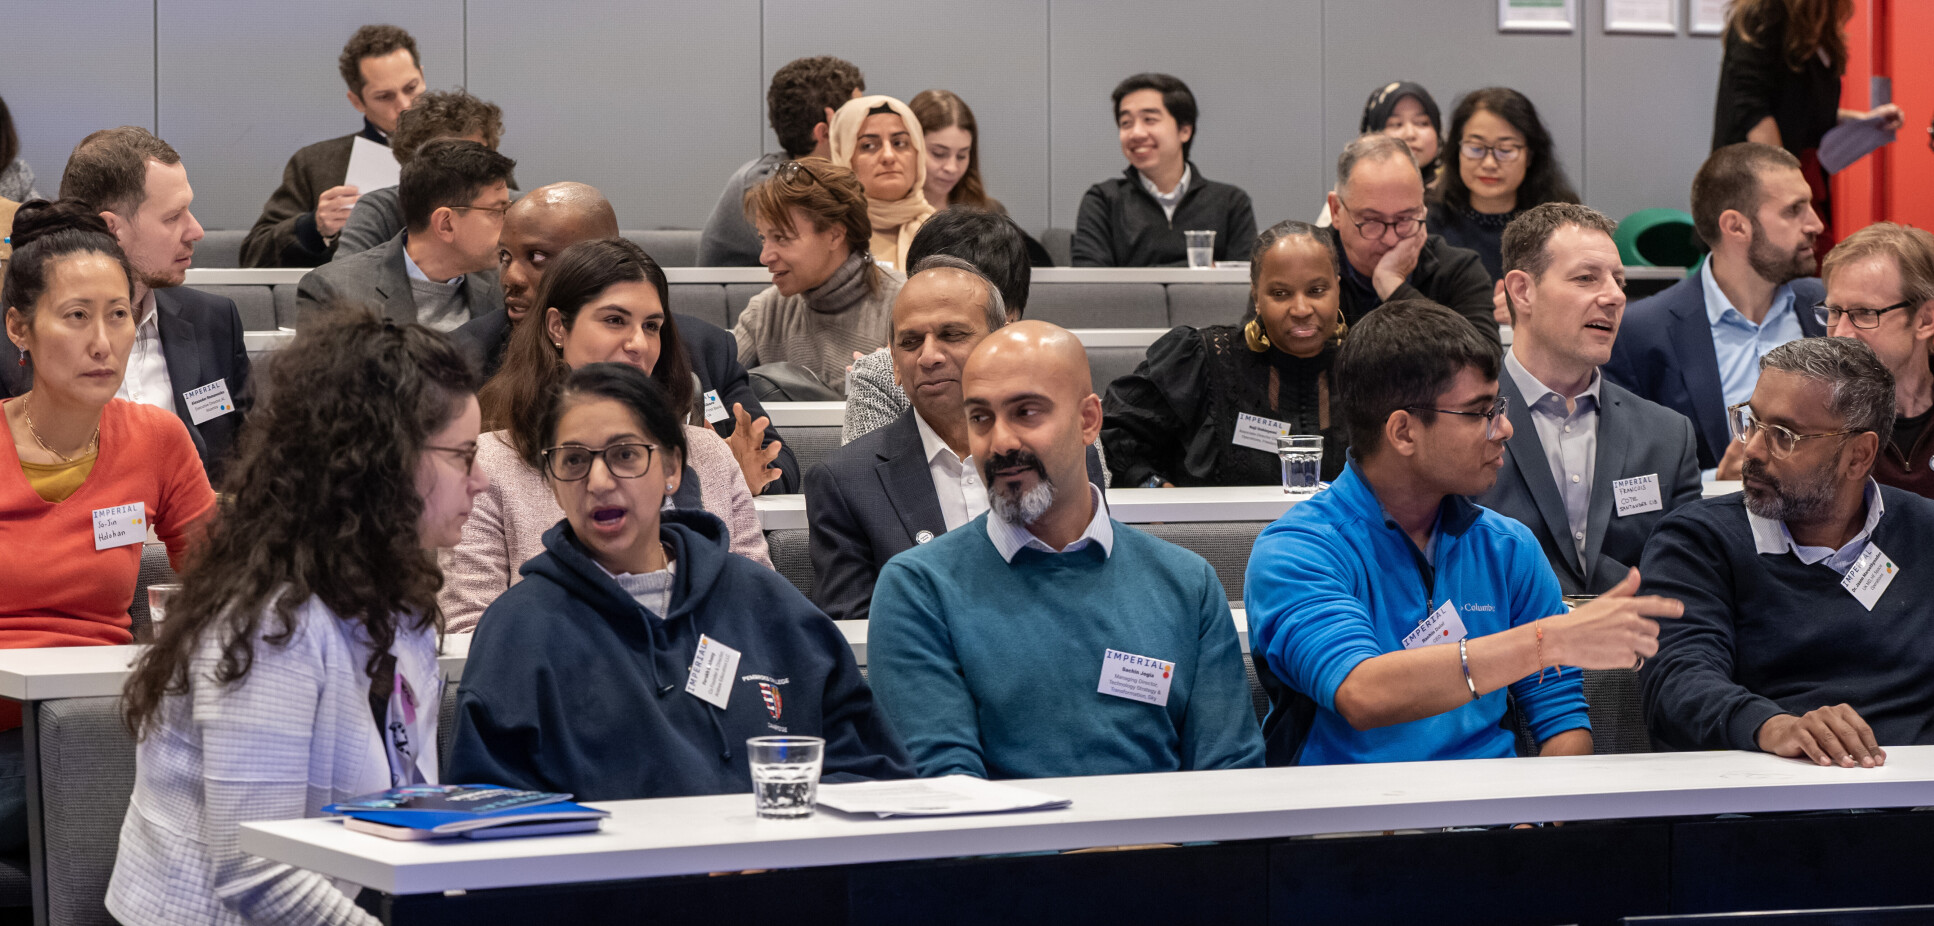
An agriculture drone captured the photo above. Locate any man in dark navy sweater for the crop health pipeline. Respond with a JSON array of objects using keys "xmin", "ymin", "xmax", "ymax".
[{"xmin": 1640, "ymin": 337, "xmax": 1934, "ymax": 767}]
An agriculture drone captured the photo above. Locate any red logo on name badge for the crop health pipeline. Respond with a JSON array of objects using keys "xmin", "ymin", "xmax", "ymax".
[{"xmin": 760, "ymin": 682, "xmax": 783, "ymax": 720}]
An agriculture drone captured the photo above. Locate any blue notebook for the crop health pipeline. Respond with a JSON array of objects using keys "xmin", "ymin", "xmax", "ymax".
[{"xmin": 323, "ymin": 785, "xmax": 609, "ymax": 840}]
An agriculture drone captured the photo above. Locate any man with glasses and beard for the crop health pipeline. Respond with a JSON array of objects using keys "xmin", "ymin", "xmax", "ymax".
[
  {"xmin": 866, "ymin": 321, "xmax": 1264, "ymax": 780},
  {"xmin": 1641, "ymin": 337, "xmax": 1934, "ymax": 765},
  {"xmin": 1606, "ymin": 143, "xmax": 1828, "ymax": 475}
]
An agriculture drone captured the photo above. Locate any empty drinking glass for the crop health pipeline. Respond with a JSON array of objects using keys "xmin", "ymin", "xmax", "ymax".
[
  {"xmin": 1185, "ymin": 230, "xmax": 1216, "ymax": 268},
  {"xmin": 748, "ymin": 736, "xmax": 824, "ymax": 819},
  {"xmin": 1277, "ymin": 435, "xmax": 1323, "ymax": 497},
  {"xmin": 147, "ymin": 583, "xmax": 182, "ymax": 626}
]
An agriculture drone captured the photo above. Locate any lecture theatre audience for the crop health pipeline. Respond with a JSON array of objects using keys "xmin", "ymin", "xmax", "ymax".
[
  {"xmin": 1428, "ymin": 87, "xmax": 1581, "ymax": 286},
  {"xmin": 1245, "ymin": 301, "xmax": 1679, "ymax": 766},
  {"xmin": 441, "ymin": 238, "xmax": 769, "ymax": 633},
  {"xmin": 828, "ymin": 94, "xmax": 936, "ymax": 271},
  {"xmin": 294, "ymin": 139, "xmax": 512, "ymax": 330},
  {"xmin": 108, "ymin": 311, "xmax": 482, "ymax": 926},
  {"xmin": 734, "ymin": 158, "xmax": 902, "ymax": 396},
  {"xmin": 243, "ymin": 24, "xmax": 424, "ymax": 268},
  {"xmin": 869, "ymin": 322, "xmax": 1264, "ymax": 779},
  {"xmin": 1102, "ymin": 220, "xmax": 1348, "ymax": 488},
  {"xmin": 1818, "ymin": 223, "xmax": 1934, "ymax": 497},
  {"xmin": 1471, "ymin": 204, "xmax": 1702, "ymax": 595},
  {"xmin": 699, "ymin": 56, "xmax": 865, "ymax": 267},
  {"xmin": 1642, "ymin": 337, "xmax": 1934, "ymax": 761},
  {"xmin": 1074, "ymin": 73, "xmax": 1257, "ymax": 268},
  {"xmin": 335, "ymin": 89, "xmax": 507, "ymax": 257},
  {"xmin": 448, "ymin": 363, "xmax": 910, "ymax": 801},
  {"xmin": 1, "ymin": 128, "xmax": 252, "ymax": 484},
  {"xmin": 1605, "ymin": 143, "xmax": 1827, "ymax": 472}
]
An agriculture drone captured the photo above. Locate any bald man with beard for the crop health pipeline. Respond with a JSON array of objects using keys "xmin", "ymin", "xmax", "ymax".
[
  {"xmin": 451, "ymin": 182, "xmax": 800, "ymax": 493},
  {"xmin": 867, "ymin": 321, "xmax": 1264, "ymax": 780}
]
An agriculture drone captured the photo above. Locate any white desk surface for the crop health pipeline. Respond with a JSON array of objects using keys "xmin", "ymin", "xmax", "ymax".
[
  {"xmin": 0, "ymin": 635, "xmax": 476, "ymax": 702},
  {"xmin": 240, "ymin": 745, "xmax": 1934, "ymax": 897},
  {"xmin": 756, "ymin": 485, "xmax": 1297, "ymax": 532},
  {"xmin": 195, "ymin": 266, "xmax": 1683, "ymax": 289},
  {"xmin": 249, "ymin": 327, "xmax": 1178, "ymax": 361}
]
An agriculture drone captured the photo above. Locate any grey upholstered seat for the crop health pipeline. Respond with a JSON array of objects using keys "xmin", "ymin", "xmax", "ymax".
[
  {"xmin": 195, "ymin": 229, "xmax": 248, "ymax": 269},
  {"xmin": 1086, "ymin": 345, "xmax": 1149, "ymax": 400},
  {"xmin": 668, "ymin": 284, "xmax": 730, "ymax": 330},
  {"xmin": 36, "ymin": 697, "xmax": 136, "ymax": 926},
  {"xmin": 620, "ymin": 229, "xmax": 701, "ymax": 268},
  {"xmin": 723, "ymin": 283, "xmax": 770, "ymax": 327},
  {"xmin": 1131, "ymin": 521, "xmax": 1269, "ymax": 605},
  {"xmin": 784, "ymin": 425, "xmax": 843, "ymax": 475},
  {"xmin": 193, "ymin": 284, "xmax": 276, "ymax": 330},
  {"xmin": 1027, "ymin": 283, "xmax": 1167, "ymax": 329},
  {"xmin": 1165, "ymin": 283, "xmax": 1250, "ymax": 329},
  {"xmin": 128, "ymin": 542, "xmax": 174, "ymax": 644},
  {"xmin": 1039, "ymin": 227, "xmax": 1074, "ymax": 267},
  {"xmin": 764, "ymin": 528, "xmax": 814, "ymax": 603}
]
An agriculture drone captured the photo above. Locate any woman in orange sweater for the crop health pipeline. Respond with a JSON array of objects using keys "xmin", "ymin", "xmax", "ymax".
[{"xmin": 0, "ymin": 200, "xmax": 214, "ymax": 847}]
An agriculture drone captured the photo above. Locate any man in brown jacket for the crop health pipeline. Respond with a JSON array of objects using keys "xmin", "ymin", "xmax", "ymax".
[{"xmin": 240, "ymin": 24, "xmax": 424, "ymax": 267}]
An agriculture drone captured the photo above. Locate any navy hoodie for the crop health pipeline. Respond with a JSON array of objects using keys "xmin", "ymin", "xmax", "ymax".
[{"xmin": 447, "ymin": 509, "xmax": 912, "ymax": 800}]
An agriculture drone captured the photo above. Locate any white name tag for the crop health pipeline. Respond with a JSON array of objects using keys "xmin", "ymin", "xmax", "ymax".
[
  {"xmin": 92, "ymin": 503, "xmax": 146, "ymax": 551},
  {"xmin": 182, "ymin": 379, "xmax": 237, "ymax": 426},
  {"xmin": 1097, "ymin": 648, "xmax": 1174, "ymax": 707},
  {"xmin": 685, "ymin": 634, "xmax": 742, "ymax": 709},
  {"xmin": 1402, "ymin": 599, "xmax": 1468, "ymax": 650},
  {"xmin": 1612, "ymin": 473, "xmax": 1664, "ymax": 517},
  {"xmin": 702, "ymin": 390, "xmax": 729, "ymax": 425},
  {"xmin": 1232, "ymin": 412, "xmax": 1290, "ymax": 453},
  {"xmin": 1841, "ymin": 543, "xmax": 1899, "ymax": 611}
]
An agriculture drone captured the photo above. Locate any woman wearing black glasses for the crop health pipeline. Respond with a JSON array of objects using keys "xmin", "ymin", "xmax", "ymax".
[{"xmin": 447, "ymin": 362, "xmax": 911, "ymax": 800}]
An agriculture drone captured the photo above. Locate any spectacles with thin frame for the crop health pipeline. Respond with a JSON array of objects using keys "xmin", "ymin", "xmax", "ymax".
[
  {"xmin": 450, "ymin": 202, "xmax": 512, "ymax": 219},
  {"xmin": 1334, "ymin": 194, "xmax": 1424, "ymax": 240},
  {"xmin": 1405, "ymin": 395, "xmax": 1510, "ymax": 441},
  {"xmin": 1459, "ymin": 142, "xmax": 1524, "ymax": 163},
  {"xmin": 542, "ymin": 442, "xmax": 658, "ymax": 481},
  {"xmin": 1813, "ymin": 300, "xmax": 1913, "ymax": 330},
  {"xmin": 425, "ymin": 443, "xmax": 478, "ymax": 476},
  {"xmin": 1727, "ymin": 403, "xmax": 1861, "ymax": 459}
]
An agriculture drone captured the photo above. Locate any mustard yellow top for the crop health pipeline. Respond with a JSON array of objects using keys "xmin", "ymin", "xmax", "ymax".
[{"xmin": 20, "ymin": 450, "xmax": 99, "ymax": 503}]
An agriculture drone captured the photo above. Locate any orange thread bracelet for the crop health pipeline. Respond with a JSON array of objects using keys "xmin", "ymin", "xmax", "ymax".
[{"xmin": 1534, "ymin": 620, "xmax": 1554, "ymax": 685}]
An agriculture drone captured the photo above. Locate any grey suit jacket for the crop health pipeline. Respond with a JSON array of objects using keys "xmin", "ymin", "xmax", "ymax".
[
  {"xmin": 1472, "ymin": 371, "xmax": 1702, "ymax": 596},
  {"xmin": 293, "ymin": 233, "xmax": 502, "ymax": 328}
]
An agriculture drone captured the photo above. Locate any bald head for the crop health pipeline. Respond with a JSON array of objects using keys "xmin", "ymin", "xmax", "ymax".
[
  {"xmin": 963, "ymin": 321, "xmax": 1101, "ymax": 532},
  {"xmin": 500, "ymin": 182, "xmax": 620, "ymax": 319}
]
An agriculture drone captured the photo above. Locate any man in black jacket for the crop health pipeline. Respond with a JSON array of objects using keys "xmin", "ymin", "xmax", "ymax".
[
  {"xmin": 1324, "ymin": 134, "xmax": 1498, "ymax": 342},
  {"xmin": 1072, "ymin": 73, "xmax": 1256, "ymax": 268}
]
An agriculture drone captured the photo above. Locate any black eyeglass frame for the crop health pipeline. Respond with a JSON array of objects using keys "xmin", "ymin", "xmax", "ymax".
[
  {"xmin": 540, "ymin": 443, "xmax": 660, "ymax": 482},
  {"xmin": 1403, "ymin": 395, "xmax": 1511, "ymax": 441}
]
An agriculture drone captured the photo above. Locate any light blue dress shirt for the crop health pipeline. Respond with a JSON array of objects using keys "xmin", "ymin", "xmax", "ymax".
[{"xmin": 1702, "ymin": 259, "xmax": 1804, "ymax": 411}]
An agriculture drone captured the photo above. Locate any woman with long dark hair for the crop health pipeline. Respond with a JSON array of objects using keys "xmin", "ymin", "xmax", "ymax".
[
  {"xmin": 1429, "ymin": 87, "xmax": 1580, "ymax": 285},
  {"xmin": 110, "ymin": 311, "xmax": 486, "ymax": 925}
]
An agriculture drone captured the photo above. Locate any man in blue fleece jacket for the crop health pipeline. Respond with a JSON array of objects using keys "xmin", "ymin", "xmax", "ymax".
[
  {"xmin": 869, "ymin": 321, "xmax": 1265, "ymax": 779},
  {"xmin": 1245, "ymin": 300, "xmax": 1682, "ymax": 766}
]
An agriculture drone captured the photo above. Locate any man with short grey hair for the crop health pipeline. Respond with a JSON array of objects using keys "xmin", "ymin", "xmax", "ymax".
[
  {"xmin": 1322, "ymin": 133, "xmax": 1496, "ymax": 340},
  {"xmin": 1641, "ymin": 336, "xmax": 1934, "ymax": 765}
]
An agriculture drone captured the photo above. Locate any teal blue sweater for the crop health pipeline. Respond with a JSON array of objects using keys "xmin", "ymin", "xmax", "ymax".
[{"xmin": 868, "ymin": 514, "xmax": 1265, "ymax": 779}]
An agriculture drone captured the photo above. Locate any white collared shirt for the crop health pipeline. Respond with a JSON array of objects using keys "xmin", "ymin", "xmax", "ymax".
[
  {"xmin": 1504, "ymin": 347, "xmax": 1602, "ymax": 566},
  {"xmin": 1748, "ymin": 478, "xmax": 1885, "ymax": 575},
  {"xmin": 115, "ymin": 290, "xmax": 178, "ymax": 414},
  {"xmin": 1138, "ymin": 163, "xmax": 1192, "ymax": 221},
  {"xmin": 914, "ymin": 411, "xmax": 988, "ymax": 532},
  {"xmin": 987, "ymin": 482, "xmax": 1114, "ymax": 563}
]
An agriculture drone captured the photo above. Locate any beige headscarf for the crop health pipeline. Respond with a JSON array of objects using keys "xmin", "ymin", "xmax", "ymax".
[{"xmin": 829, "ymin": 95, "xmax": 936, "ymax": 269}]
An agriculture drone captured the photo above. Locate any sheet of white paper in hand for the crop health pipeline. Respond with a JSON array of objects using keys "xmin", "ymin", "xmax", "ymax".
[
  {"xmin": 815, "ymin": 775, "xmax": 1073, "ymax": 818},
  {"xmin": 1819, "ymin": 114, "xmax": 1897, "ymax": 174},
  {"xmin": 343, "ymin": 136, "xmax": 401, "ymax": 195}
]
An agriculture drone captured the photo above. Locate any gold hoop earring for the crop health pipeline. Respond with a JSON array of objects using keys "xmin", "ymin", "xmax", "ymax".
[{"xmin": 1243, "ymin": 318, "xmax": 1271, "ymax": 353}]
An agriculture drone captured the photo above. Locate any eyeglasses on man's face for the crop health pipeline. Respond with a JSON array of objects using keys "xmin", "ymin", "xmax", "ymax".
[
  {"xmin": 1813, "ymin": 300, "xmax": 1912, "ymax": 330},
  {"xmin": 542, "ymin": 443, "xmax": 658, "ymax": 481},
  {"xmin": 1335, "ymin": 194, "xmax": 1424, "ymax": 240},
  {"xmin": 1406, "ymin": 395, "xmax": 1510, "ymax": 441},
  {"xmin": 1727, "ymin": 403, "xmax": 1859, "ymax": 459}
]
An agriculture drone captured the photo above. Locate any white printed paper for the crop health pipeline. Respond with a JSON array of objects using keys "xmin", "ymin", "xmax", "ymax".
[
  {"xmin": 702, "ymin": 390, "xmax": 729, "ymax": 425},
  {"xmin": 1612, "ymin": 473, "xmax": 1663, "ymax": 517},
  {"xmin": 684, "ymin": 634, "xmax": 742, "ymax": 709},
  {"xmin": 1097, "ymin": 648, "xmax": 1175, "ymax": 707},
  {"xmin": 343, "ymin": 135, "xmax": 400, "ymax": 195},
  {"xmin": 1605, "ymin": 0, "xmax": 1677, "ymax": 34},
  {"xmin": 1402, "ymin": 599, "xmax": 1468, "ymax": 650},
  {"xmin": 182, "ymin": 379, "xmax": 237, "ymax": 425},
  {"xmin": 1841, "ymin": 544, "xmax": 1898, "ymax": 612},
  {"xmin": 92, "ymin": 503, "xmax": 146, "ymax": 551},
  {"xmin": 816, "ymin": 775, "xmax": 1072, "ymax": 818},
  {"xmin": 1232, "ymin": 412, "xmax": 1290, "ymax": 454}
]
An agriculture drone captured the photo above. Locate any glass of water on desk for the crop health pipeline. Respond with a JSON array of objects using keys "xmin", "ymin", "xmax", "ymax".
[
  {"xmin": 1277, "ymin": 435, "xmax": 1323, "ymax": 498},
  {"xmin": 748, "ymin": 736, "xmax": 824, "ymax": 819},
  {"xmin": 1185, "ymin": 230, "xmax": 1216, "ymax": 268}
]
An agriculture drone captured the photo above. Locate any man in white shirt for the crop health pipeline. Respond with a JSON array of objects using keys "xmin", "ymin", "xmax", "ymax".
[{"xmin": 0, "ymin": 126, "xmax": 252, "ymax": 482}]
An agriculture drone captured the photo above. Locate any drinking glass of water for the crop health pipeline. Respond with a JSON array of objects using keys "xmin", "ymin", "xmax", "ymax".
[
  {"xmin": 1185, "ymin": 230, "xmax": 1216, "ymax": 268},
  {"xmin": 147, "ymin": 583, "xmax": 182, "ymax": 626},
  {"xmin": 748, "ymin": 736, "xmax": 824, "ymax": 819},
  {"xmin": 1277, "ymin": 435, "xmax": 1323, "ymax": 497}
]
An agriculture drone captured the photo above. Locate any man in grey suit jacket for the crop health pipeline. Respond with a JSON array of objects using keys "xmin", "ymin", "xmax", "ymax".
[
  {"xmin": 1473, "ymin": 204, "xmax": 1702, "ymax": 595},
  {"xmin": 294, "ymin": 140, "xmax": 512, "ymax": 329}
]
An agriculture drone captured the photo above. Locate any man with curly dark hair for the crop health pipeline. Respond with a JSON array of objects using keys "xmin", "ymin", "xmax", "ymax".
[
  {"xmin": 336, "ymin": 89, "xmax": 507, "ymax": 257},
  {"xmin": 698, "ymin": 55, "xmax": 865, "ymax": 266}
]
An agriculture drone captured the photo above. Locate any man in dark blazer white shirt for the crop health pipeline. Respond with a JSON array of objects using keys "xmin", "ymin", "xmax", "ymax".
[
  {"xmin": 1, "ymin": 127, "xmax": 252, "ymax": 483},
  {"xmin": 1604, "ymin": 143, "xmax": 1827, "ymax": 473},
  {"xmin": 807, "ymin": 260, "xmax": 1106, "ymax": 622},
  {"xmin": 1473, "ymin": 204, "xmax": 1702, "ymax": 596}
]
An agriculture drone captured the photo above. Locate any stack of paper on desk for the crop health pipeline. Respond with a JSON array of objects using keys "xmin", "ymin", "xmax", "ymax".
[{"xmin": 816, "ymin": 775, "xmax": 1072, "ymax": 818}]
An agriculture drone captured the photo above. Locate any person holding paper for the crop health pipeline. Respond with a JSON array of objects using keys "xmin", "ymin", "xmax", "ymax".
[
  {"xmin": 336, "ymin": 89, "xmax": 506, "ymax": 257},
  {"xmin": 1641, "ymin": 337, "xmax": 1934, "ymax": 763},
  {"xmin": 0, "ymin": 127, "xmax": 253, "ymax": 483},
  {"xmin": 109, "ymin": 311, "xmax": 483, "ymax": 926},
  {"xmin": 868, "ymin": 322, "xmax": 1265, "ymax": 780},
  {"xmin": 447, "ymin": 363, "xmax": 911, "ymax": 800},
  {"xmin": 1817, "ymin": 223, "xmax": 1934, "ymax": 498},
  {"xmin": 1245, "ymin": 300, "xmax": 1683, "ymax": 766},
  {"xmin": 242, "ymin": 24, "xmax": 425, "ymax": 268},
  {"xmin": 1470, "ymin": 203, "xmax": 1702, "ymax": 595}
]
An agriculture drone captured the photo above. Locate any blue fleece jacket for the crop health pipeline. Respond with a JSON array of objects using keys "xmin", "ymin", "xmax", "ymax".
[
  {"xmin": 1245, "ymin": 461, "xmax": 1588, "ymax": 766},
  {"xmin": 446, "ymin": 509, "xmax": 912, "ymax": 800},
  {"xmin": 868, "ymin": 514, "xmax": 1264, "ymax": 780}
]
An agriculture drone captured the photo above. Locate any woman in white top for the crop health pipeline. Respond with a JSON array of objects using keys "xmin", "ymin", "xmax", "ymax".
[{"xmin": 110, "ymin": 310, "xmax": 489, "ymax": 926}]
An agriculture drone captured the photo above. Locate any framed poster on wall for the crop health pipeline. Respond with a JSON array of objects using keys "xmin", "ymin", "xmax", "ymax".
[
  {"xmin": 1499, "ymin": 0, "xmax": 1577, "ymax": 32},
  {"xmin": 1606, "ymin": 0, "xmax": 1678, "ymax": 33},
  {"xmin": 1689, "ymin": 0, "xmax": 1728, "ymax": 35}
]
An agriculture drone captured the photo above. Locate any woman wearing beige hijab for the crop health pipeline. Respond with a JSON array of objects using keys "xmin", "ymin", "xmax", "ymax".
[{"xmin": 829, "ymin": 94, "xmax": 935, "ymax": 270}]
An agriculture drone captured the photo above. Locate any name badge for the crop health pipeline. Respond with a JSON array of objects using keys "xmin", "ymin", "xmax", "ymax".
[
  {"xmin": 1097, "ymin": 648, "xmax": 1174, "ymax": 707},
  {"xmin": 182, "ymin": 379, "xmax": 237, "ymax": 426},
  {"xmin": 685, "ymin": 634, "xmax": 743, "ymax": 709},
  {"xmin": 1841, "ymin": 543, "xmax": 1898, "ymax": 611},
  {"xmin": 1402, "ymin": 599, "xmax": 1468, "ymax": 651},
  {"xmin": 1232, "ymin": 412, "xmax": 1290, "ymax": 454},
  {"xmin": 702, "ymin": 390, "xmax": 730, "ymax": 425},
  {"xmin": 1613, "ymin": 474, "xmax": 1664, "ymax": 517},
  {"xmin": 92, "ymin": 503, "xmax": 146, "ymax": 551}
]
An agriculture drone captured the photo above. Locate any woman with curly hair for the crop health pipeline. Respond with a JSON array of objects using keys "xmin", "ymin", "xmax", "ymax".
[{"xmin": 109, "ymin": 310, "xmax": 487, "ymax": 926}]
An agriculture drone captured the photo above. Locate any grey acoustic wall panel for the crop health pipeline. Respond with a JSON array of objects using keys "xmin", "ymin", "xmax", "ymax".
[
  {"xmin": 467, "ymin": 0, "xmax": 762, "ymax": 232},
  {"xmin": 1582, "ymin": 4, "xmax": 1724, "ymax": 221},
  {"xmin": 762, "ymin": 0, "xmax": 1051, "ymax": 234},
  {"xmin": 1048, "ymin": 0, "xmax": 1326, "ymax": 236},
  {"xmin": 0, "ymin": 0, "xmax": 154, "ymax": 200}
]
